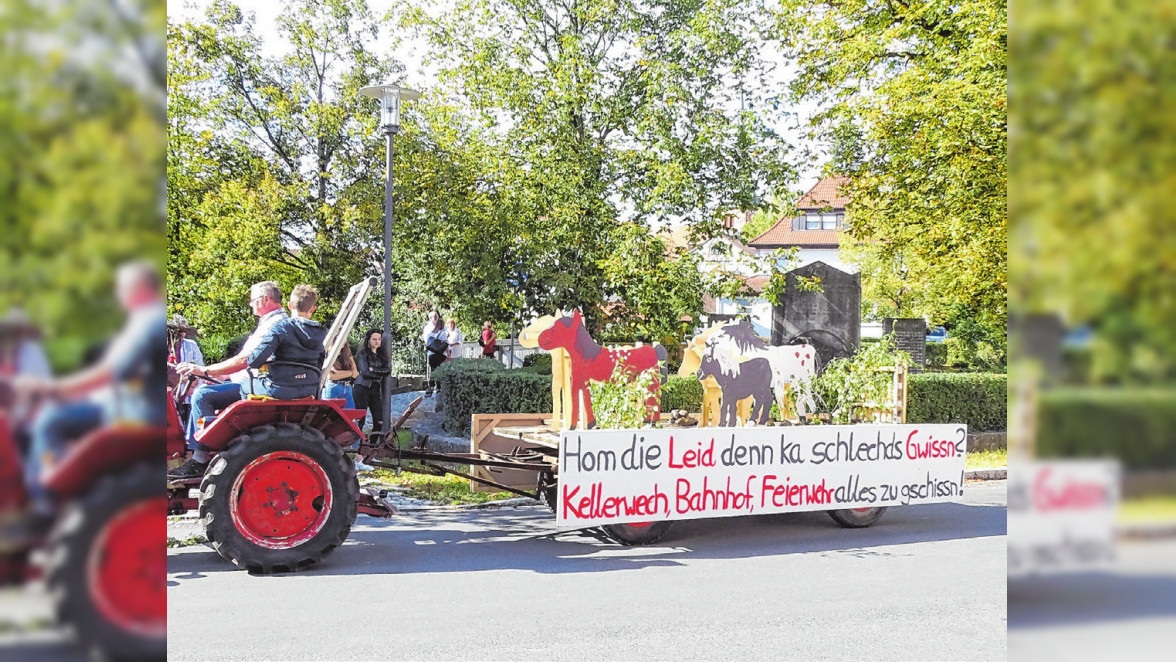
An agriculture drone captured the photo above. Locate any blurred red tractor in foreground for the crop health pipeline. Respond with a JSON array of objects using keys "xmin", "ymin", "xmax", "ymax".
[{"xmin": 0, "ymin": 380, "xmax": 164, "ymax": 661}]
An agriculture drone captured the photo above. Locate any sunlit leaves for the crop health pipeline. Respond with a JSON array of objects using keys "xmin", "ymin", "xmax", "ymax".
[{"xmin": 780, "ymin": 0, "xmax": 1007, "ymax": 348}]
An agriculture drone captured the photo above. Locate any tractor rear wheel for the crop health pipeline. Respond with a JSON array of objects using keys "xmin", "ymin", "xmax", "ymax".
[
  {"xmin": 47, "ymin": 462, "xmax": 165, "ymax": 661},
  {"xmin": 600, "ymin": 521, "xmax": 674, "ymax": 546},
  {"xmin": 199, "ymin": 423, "xmax": 358, "ymax": 573},
  {"xmin": 827, "ymin": 507, "xmax": 887, "ymax": 528}
]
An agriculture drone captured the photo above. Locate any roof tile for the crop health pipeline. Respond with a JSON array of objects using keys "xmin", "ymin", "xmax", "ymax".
[
  {"xmin": 748, "ymin": 227, "xmax": 841, "ymax": 248},
  {"xmin": 797, "ymin": 176, "xmax": 851, "ymax": 209}
]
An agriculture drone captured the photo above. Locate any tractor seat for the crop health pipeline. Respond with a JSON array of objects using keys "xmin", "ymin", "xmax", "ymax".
[{"xmin": 245, "ymin": 395, "xmax": 317, "ymax": 402}]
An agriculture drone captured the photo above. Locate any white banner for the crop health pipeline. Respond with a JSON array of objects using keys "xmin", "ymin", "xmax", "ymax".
[
  {"xmin": 556, "ymin": 424, "xmax": 968, "ymax": 528},
  {"xmin": 1008, "ymin": 460, "xmax": 1119, "ymax": 576}
]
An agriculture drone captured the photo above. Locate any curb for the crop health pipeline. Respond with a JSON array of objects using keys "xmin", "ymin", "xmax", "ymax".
[
  {"xmin": 965, "ymin": 468, "xmax": 1006, "ymax": 481},
  {"xmin": 1118, "ymin": 523, "xmax": 1176, "ymax": 540},
  {"xmin": 394, "ymin": 497, "xmax": 538, "ymax": 513}
]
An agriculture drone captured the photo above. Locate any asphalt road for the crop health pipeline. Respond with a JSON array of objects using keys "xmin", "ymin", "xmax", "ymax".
[
  {"xmin": 166, "ymin": 481, "xmax": 1007, "ymax": 661},
  {"xmin": 1009, "ymin": 539, "xmax": 1176, "ymax": 662}
]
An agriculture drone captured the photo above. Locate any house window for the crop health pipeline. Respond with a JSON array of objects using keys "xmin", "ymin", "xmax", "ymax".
[
  {"xmin": 805, "ymin": 213, "xmax": 820, "ymax": 230},
  {"xmin": 821, "ymin": 213, "xmax": 838, "ymax": 230}
]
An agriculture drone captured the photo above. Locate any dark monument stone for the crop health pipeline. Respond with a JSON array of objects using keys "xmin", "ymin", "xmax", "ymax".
[
  {"xmin": 1008, "ymin": 313, "xmax": 1064, "ymax": 382},
  {"xmin": 883, "ymin": 317, "xmax": 927, "ymax": 370},
  {"xmin": 771, "ymin": 261, "xmax": 860, "ymax": 370}
]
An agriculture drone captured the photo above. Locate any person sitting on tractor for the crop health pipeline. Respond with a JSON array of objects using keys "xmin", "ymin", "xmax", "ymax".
[
  {"xmin": 241, "ymin": 284, "xmax": 326, "ymax": 399},
  {"xmin": 7, "ymin": 261, "xmax": 166, "ymax": 535},
  {"xmin": 171, "ymin": 281, "xmax": 286, "ymax": 476},
  {"xmin": 170, "ymin": 284, "xmax": 326, "ymax": 479}
]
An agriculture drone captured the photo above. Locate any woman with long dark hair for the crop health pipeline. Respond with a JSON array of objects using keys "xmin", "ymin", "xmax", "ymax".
[{"xmin": 353, "ymin": 329, "xmax": 390, "ymax": 433}]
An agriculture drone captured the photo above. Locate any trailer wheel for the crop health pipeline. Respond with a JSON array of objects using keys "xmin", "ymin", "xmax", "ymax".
[
  {"xmin": 827, "ymin": 507, "xmax": 887, "ymax": 528},
  {"xmin": 199, "ymin": 423, "xmax": 358, "ymax": 573},
  {"xmin": 600, "ymin": 521, "xmax": 674, "ymax": 546},
  {"xmin": 47, "ymin": 462, "xmax": 165, "ymax": 662}
]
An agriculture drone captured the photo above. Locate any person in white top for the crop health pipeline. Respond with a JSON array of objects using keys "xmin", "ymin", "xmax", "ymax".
[
  {"xmin": 174, "ymin": 281, "xmax": 287, "ymax": 464},
  {"xmin": 444, "ymin": 318, "xmax": 463, "ymax": 359},
  {"xmin": 422, "ymin": 311, "xmax": 446, "ymax": 396}
]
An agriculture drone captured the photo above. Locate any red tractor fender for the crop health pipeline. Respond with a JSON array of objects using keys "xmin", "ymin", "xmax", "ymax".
[
  {"xmin": 44, "ymin": 425, "xmax": 162, "ymax": 499},
  {"xmin": 193, "ymin": 398, "xmax": 366, "ymax": 452}
]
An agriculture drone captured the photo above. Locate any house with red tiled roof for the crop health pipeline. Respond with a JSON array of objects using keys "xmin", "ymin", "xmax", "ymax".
[
  {"xmin": 749, "ymin": 176, "xmax": 852, "ymax": 271},
  {"xmin": 653, "ymin": 178, "xmax": 857, "ymax": 337}
]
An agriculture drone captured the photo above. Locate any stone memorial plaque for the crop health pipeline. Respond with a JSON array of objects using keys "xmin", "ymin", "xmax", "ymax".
[
  {"xmin": 883, "ymin": 317, "xmax": 927, "ymax": 370},
  {"xmin": 770, "ymin": 261, "xmax": 860, "ymax": 369}
]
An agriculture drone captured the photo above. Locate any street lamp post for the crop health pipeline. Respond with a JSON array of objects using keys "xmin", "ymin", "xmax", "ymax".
[{"xmin": 359, "ymin": 83, "xmax": 419, "ymax": 435}]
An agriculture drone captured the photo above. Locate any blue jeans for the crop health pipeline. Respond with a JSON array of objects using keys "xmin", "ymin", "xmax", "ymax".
[
  {"xmin": 322, "ymin": 381, "xmax": 354, "ymax": 408},
  {"xmin": 26, "ymin": 401, "xmax": 104, "ymax": 499},
  {"xmin": 186, "ymin": 382, "xmax": 244, "ymax": 450}
]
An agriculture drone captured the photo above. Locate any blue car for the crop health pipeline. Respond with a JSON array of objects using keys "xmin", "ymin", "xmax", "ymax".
[{"xmin": 926, "ymin": 326, "xmax": 948, "ymax": 343}]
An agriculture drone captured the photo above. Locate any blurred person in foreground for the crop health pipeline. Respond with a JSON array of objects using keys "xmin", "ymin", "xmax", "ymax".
[{"xmin": 4, "ymin": 261, "xmax": 165, "ymax": 538}]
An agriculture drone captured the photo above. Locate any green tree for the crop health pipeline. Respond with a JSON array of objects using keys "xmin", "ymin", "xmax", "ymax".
[
  {"xmin": 404, "ymin": 0, "xmax": 796, "ymax": 332},
  {"xmin": 777, "ymin": 0, "xmax": 1007, "ymax": 348},
  {"xmin": 739, "ymin": 189, "xmax": 796, "ymax": 244},
  {"xmin": 597, "ymin": 222, "xmax": 706, "ymax": 342},
  {"xmin": 167, "ymin": 0, "xmax": 399, "ymax": 341},
  {"xmin": 1010, "ymin": 1, "xmax": 1176, "ymax": 382},
  {"xmin": 840, "ymin": 240, "xmax": 919, "ymax": 320},
  {"xmin": 828, "ymin": 118, "xmax": 864, "ymax": 173}
]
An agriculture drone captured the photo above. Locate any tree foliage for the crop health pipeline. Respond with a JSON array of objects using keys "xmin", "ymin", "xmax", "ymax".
[
  {"xmin": 404, "ymin": 0, "xmax": 796, "ymax": 333},
  {"xmin": 597, "ymin": 223, "xmax": 706, "ymax": 342},
  {"xmin": 167, "ymin": 0, "xmax": 398, "ymax": 339},
  {"xmin": 779, "ymin": 0, "xmax": 1007, "ymax": 348},
  {"xmin": 170, "ymin": 0, "xmax": 789, "ymax": 345},
  {"xmin": 1010, "ymin": 0, "xmax": 1176, "ymax": 381}
]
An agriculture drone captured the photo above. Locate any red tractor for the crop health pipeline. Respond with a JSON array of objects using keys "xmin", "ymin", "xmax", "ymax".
[
  {"xmin": 0, "ymin": 382, "xmax": 164, "ymax": 661},
  {"xmin": 166, "ymin": 278, "xmax": 395, "ymax": 573}
]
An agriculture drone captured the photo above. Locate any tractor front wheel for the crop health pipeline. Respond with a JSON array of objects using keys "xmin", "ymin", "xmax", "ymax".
[{"xmin": 199, "ymin": 423, "xmax": 358, "ymax": 573}]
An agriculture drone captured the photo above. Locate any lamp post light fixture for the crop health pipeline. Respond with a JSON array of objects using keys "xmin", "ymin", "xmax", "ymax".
[
  {"xmin": 359, "ymin": 83, "xmax": 421, "ymax": 133},
  {"xmin": 359, "ymin": 83, "xmax": 419, "ymax": 426}
]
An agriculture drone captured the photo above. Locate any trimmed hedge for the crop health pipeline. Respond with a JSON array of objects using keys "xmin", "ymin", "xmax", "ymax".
[
  {"xmin": 906, "ymin": 373, "xmax": 1007, "ymax": 431},
  {"xmin": 432, "ymin": 357, "xmax": 504, "ymax": 379},
  {"xmin": 435, "ymin": 359, "xmax": 552, "ymax": 437},
  {"xmin": 1037, "ymin": 388, "xmax": 1176, "ymax": 470},
  {"xmin": 520, "ymin": 352, "xmax": 553, "ymax": 375},
  {"xmin": 661, "ymin": 376, "xmax": 704, "ymax": 412}
]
